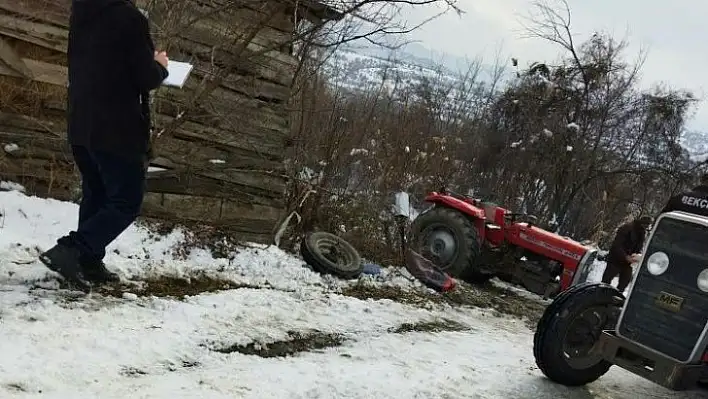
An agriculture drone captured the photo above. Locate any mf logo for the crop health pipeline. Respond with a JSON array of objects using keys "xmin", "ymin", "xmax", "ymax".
[{"xmin": 655, "ymin": 291, "xmax": 684, "ymax": 312}]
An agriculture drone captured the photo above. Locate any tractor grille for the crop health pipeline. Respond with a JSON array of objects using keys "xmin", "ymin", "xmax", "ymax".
[{"xmin": 617, "ymin": 217, "xmax": 708, "ymax": 363}]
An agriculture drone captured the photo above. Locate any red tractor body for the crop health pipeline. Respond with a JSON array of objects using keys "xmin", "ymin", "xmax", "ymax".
[{"xmin": 411, "ymin": 190, "xmax": 598, "ymax": 297}]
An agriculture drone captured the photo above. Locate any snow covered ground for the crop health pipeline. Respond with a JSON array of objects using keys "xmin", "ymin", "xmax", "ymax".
[{"xmin": 0, "ymin": 187, "xmax": 701, "ymax": 398}]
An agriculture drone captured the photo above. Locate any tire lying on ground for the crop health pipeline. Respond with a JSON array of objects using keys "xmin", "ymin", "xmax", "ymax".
[
  {"xmin": 534, "ymin": 282, "xmax": 625, "ymax": 387},
  {"xmin": 300, "ymin": 231, "xmax": 363, "ymax": 279}
]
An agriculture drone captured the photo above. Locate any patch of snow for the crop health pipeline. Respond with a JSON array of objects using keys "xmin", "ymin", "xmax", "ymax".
[
  {"xmin": 0, "ymin": 181, "xmax": 25, "ymax": 192},
  {"xmin": 209, "ymin": 159, "xmax": 226, "ymax": 164},
  {"xmin": 298, "ymin": 167, "xmax": 322, "ymax": 183},
  {"xmin": 566, "ymin": 146, "xmax": 573, "ymax": 152},
  {"xmin": 510, "ymin": 140, "xmax": 522, "ymax": 148},
  {"xmin": 584, "ymin": 259, "xmax": 639, "ymax": 296},
  {"xmin": 490, "ymin": 279, "xmax": 552, "ymax": 306},
  {"xmin": 585, "ymin": 259, "xmax": 607, "ymax": 283},
  {"xmin": 3, "ymin": 143, "xmax": 19, "ymax": 153},
  {"xmin": 122, "ymin": 292, "xmax": 139, "ymax": 301},
  {"xmin": 566, "ymin": 122, "xmax": 580, "ymax": 131},
  {"xmin": 542, "ymin": 128, "xmax": 553, "ymax": 138},
  {"xmin": 350, "ymin": 148, "xmax": 369, "ymax": 156},
  {"xmin": 147, "ymin": 166, "xmax": 167, "ymax": 172}
]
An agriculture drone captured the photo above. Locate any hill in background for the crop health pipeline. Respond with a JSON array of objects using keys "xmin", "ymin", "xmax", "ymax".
[{"xmin": 325, "ymin": 43, "xmax": 708, "ymax": 161}]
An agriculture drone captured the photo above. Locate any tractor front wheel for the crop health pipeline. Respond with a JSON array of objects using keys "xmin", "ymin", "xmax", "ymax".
[
  {"xmin": 409, "ymin": 206, "xmax": 490, "ymax": 283},
  {"xmin": 534, "ymin": 282, "xmax": 624, "ymax": 386}
]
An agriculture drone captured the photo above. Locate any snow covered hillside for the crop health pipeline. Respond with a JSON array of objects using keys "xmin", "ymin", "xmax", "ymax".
[
  {"xmin": 327, "ymin": 45, "xmax": 708, "ymax": 160},
  {"xmin": 324, "ymin": 48, "xmax": 463, "ymax": 93},
  {"xmin": 0, "ymin": 187, "xmax": 699, "ymax": 398}
]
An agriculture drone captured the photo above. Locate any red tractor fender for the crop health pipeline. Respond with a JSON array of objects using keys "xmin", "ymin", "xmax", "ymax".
[{"xmin": 424, "ymin": 192, "xmax": 486, "ymax": 220}]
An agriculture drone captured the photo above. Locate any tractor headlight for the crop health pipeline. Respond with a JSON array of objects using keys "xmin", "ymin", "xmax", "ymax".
[
  {"xmin": 646, "ymin": 252, "xmax": 669, "ymax": 276},
  {"xmin": 697, "ymin": 270, "xmax": 708, "ymax": 292}
]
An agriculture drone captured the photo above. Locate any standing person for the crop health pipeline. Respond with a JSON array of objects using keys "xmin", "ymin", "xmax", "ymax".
[
  {"xmin": 602, "ymin": 215, "xmax": 653, "ymax": 292},
  {"xmin": 39, "ymin": 0, "xmax": 169, "ymax": 290}
]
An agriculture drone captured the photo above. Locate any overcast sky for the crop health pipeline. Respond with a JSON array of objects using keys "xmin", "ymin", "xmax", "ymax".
[{"xmin": 401, "ymin": 0, "xmax": 707, "ymax": 131}]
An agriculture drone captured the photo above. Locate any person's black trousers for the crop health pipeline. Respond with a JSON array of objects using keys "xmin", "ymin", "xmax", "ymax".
[
  {"xmin": 601, "ymin": 261, "xmax": 633, "ymax": 292},
  {"xmin": 59, "ymin": 145, "xmax": 146, "ymax": 263}
]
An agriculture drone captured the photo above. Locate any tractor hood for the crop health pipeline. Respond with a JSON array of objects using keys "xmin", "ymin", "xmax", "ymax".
[{"xmin": 516, "ymin": 223, "xmax": 589, "ymax": 262}]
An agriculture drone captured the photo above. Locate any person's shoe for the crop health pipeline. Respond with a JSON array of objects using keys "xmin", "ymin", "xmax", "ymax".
[
  {"xmin": 39, "ymin": 244, "xmax": 91, "ymax": 292},
  {"xmin": 81, "ymin": 260, "xmax": 120, "ymax": 284}
]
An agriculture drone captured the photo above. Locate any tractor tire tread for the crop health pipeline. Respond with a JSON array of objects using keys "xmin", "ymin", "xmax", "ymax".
[
  {"xmin": 410, "ymin": 207, "xmax": 488, "ymax": 283},
  {"xmin": 533, "ymin": 282, "xmax": 624, "ymax": 386},
  {"xmin": 300, "ymin": 232, "xmax": 363, "ymax": 280}
]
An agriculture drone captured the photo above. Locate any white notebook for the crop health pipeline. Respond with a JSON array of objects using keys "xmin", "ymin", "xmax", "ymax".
[{"xmin": 162, "ymin": 60, "xmax": 193, "ymax": 88}]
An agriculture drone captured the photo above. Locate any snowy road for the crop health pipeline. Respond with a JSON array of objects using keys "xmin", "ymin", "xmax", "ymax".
[
  {"xmin": 0, "ymin": 190, "xmax": 703, "ymax": 398},
  {"xmin": 0, "ymin": 282, "xmax": 700, "ymax": 399}
]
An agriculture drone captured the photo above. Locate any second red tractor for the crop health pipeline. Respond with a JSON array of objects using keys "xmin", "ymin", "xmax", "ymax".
[{"xmin": 409, "ymin": 189, "xmax": 599, "ymax": 298}]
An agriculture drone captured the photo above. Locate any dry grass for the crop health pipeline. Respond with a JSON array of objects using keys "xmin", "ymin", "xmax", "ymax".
[
  {"xmin": 341, "ymin": 282, "xmax": 547, "ymax": 329},
  {"xmin": 206, "ymin": 319, "xmax": 473, "ymax": 359},
  {"xmin": 136, "ymin": 218, "xmax": 248, "ymax": 260},
  {"xmin": 118, "ymin": 359, "xmax": 200, "ymax": 378},
  {"xmin": 98, "ymin": 274, "xmax": 263, "ymax": 299},
  {"xmin": 209, "ymin": 330, "xmax": 346, "ymax": 358},
  {"xmin": 0, "ymin": 39, "xmax": 67, "ymax": 117},
  {"xmin": 31, "ymin": 271, "xmax": 262, "ymax": 301},
  {"xmin": 0, "ymin": 75, "xmax": 65, "ymax": 117},
  {"xmin": 12, "ymin": 40, "xmax": 67, "ymax": 67},
  {"xmin": 2, "ymin": 383, "xmax": 28, "ymax": 393},
  {"xmin": 388, "ymin": 319, "xmax": 470, "ymax": 334}
]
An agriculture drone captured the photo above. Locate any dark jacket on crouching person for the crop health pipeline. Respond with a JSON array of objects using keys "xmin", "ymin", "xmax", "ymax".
[
  {"xmin": 39, "ymin": 0, "xmax": 168, "ymax": 290},
  {"xmin": 602, "ymin": 216, "xmax": 652, "ymax": 292}
]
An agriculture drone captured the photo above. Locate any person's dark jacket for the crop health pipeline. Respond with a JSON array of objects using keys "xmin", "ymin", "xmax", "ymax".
[
  {"xmin": 67, "ymin": 0, "xmax": 168, "ymax": 161},
  {"xmin": 606, "ymin": 221, "xmax": 646, "ymax": 268},
  {"xmin": 661, "ymin": 185, "xmax": 708, "ymax": 216}
]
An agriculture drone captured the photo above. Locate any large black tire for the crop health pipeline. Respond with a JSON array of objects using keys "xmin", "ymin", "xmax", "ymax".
[
  {"xmin": 534, "ymin": 282, "xmax": 625, "ymax": 386},
  {"xmin": 410, "ymin": 206, "xmax": 490, "ymax": 284},
  {"xmin": 300, "ymin": 232, "xmax": 363, "ymax": 279}
]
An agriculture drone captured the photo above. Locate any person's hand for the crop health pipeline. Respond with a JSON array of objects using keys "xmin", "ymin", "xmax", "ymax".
[
  {"xmin": 629, "ymin": 253, "xmax": 642, "ymax": 263},
  {"xmin": 154, "ymin": 50, "xmax": 168, "ymax": 68}
]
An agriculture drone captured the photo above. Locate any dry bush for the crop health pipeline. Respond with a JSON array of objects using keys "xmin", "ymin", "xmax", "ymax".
[
  {"xmin": 0, "ymin": 76, "xmax": 65, "ymax": 118},
  {"xmin": 281, "ymin": 58, "xmax": 498, "ymax": 261},
  {"xmin": 6, "ymin": 36, "xmax": 67, "ymax": 66},
  {"xmin": 0, "ymin": 37, "xmax": 67, "ymax": 116}
]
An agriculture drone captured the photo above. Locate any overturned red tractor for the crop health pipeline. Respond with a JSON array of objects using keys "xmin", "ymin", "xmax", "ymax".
[{"xmin": 409, "ymin": 189, "xmax": 598, "ymax": 298}]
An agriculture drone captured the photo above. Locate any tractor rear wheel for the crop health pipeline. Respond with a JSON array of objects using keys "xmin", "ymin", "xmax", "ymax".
[
  {"xmin": 534, "ymin": 282, "xmax": 624, "ymax": 386},
  {"xmin": 409, "ymin": 206, "xmax": 490, "ymax": 283}
]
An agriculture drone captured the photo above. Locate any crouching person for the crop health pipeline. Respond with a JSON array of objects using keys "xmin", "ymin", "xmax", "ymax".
[
  {"xmin": 601, "ymin": 215, "xmax": 653, "ymax": 292},
  {"xmin": 40, "ymin": 0, "xmax": 169, "ymax": 290}
]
